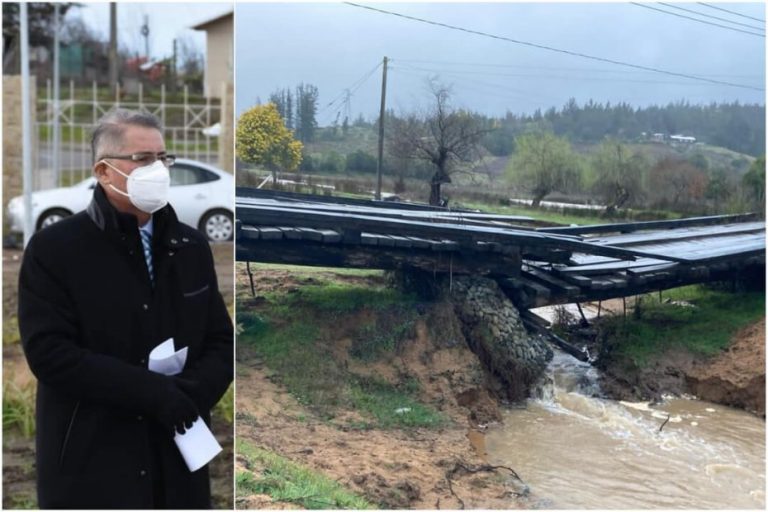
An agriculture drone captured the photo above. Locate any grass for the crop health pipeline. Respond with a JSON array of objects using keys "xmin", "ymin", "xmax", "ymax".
[
  {"xmin": 37, "ymin": 125, "xmax": 218, "ymax": 152},
  {"xmin": 236, "ymin": 439, "xmax": 374, "ymax": 509},
  {"xmin": 349, "ymin": 307, "xmax": 418, "ymax": 361},
  {"xmin": 349, "ymin": 378, "xmax": 445, "ymax": 429},
  {"xmin": 3, "ymin": 381, "xmax": 36, "ymax": 438},
  {"xmin": 459, "ymin": 200, "xmax": 606, "ymax": 226},
  {"xmin": 237, "ymin": 274, "xmax": 445, "ymax": 428},
  {"xmin": 212, "ymin": 383, "xmax": 234, "ymax": 424},
  {"xmin": 4, "ymin": 495, "xmax": 37, "ymax": 510},
  {"xmin": 3, "ymin": 316, "xmax": 20, "ymax": 346},
  {"xmin": 601, "ymin": 284, "xmax": 765, "ymax": 366}
]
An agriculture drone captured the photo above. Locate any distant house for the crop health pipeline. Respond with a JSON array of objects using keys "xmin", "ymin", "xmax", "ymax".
[
  {"xmin": 651, "ymin": 133, "xmax": 666, "ymax": 142},
  {"xmin": 670, "ymin": 134, "xmax": 696, "ymax": 144},
  {"xmin": 191, "ymin": 11, "xmax": 233, "ymax": 99}
]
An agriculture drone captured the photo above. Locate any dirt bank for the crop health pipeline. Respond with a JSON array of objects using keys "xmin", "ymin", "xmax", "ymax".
[
  {"xmin": 599, "ymin": 317, "xmax": 765, "ymax": 416},
  {"xmin": 236, "ymin": 349, "xmax": 527, "ymax": 509},
  {"xmin": 686, "ymin": 318, "xmax": 765, "ymax": 416},
  {"xmin": 235, "ymin": 266, "xmax": 536, "ymax": 508}
]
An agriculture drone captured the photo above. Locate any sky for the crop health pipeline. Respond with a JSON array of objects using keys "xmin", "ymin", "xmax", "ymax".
[
  {"xmin": 235, "ymin": 2, "xmax": 766, "ymax": 126},
  {"xmin": 69, "ymin": 2, "xmax": 233, "ymax": 62}
]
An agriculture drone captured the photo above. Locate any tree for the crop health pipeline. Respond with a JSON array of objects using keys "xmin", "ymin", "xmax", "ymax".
[
  {"xmin": 237, "ymin": 103, "xmax": 303, "ymax": 184},
  {"xmin": 346, "ymin": 150, "xmax": 377, "ymax": 174},
  {"xmin": 590, "ymin": 139, "xmax": 647, "ymax": 214},
  {"xmin": 705, "ymin": 168, "xmax": 732, "ymax": 212},
  {"xmin": 648, "ymin": 158, "xmax": 708, "ymax": 209},
  {"xmin": 3, "ymin": 3, "xmax": 76, "ymax": 73},
  {"xmin": 176, "ymin": 35, "xmax": 204, "ymax": 92},
  {"xmin": 741, "ymin": 155, "xmax": 765, "ymax": 213},
  {"xmin": 295, "ymin": 83, "xmax": 319, "ymax": 142},
  {"xmin": 268, "ymin": 87, "xmax": 294, "ymax": 130},
  {"xmin": 389, "ymin": 81, "xmax": 488, "ymax": 206},
  {"xmin": 507, "ymin": 131, "xmax": 580, "ymax": 207}
]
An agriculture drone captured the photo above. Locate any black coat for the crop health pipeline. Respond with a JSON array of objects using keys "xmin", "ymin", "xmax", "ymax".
[{"xmin": 18, "ymin": 185, "xmax": 233, "ymax": 509}]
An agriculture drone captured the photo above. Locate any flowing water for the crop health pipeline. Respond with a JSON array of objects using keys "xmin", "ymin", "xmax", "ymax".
[{"xmin": 485, "ymin": 350, "xmax": 766, "ymax": 509}]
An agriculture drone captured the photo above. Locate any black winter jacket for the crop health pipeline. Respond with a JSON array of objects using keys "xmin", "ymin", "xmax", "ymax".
[{"xmin": 18, "ymin": 185, "xmax": 233, "ymax": 509}]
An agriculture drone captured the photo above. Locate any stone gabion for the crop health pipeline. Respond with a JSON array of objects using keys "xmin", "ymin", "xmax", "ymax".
[{"xmin": 450, "ymin": 276, "xmax": 552, "ymax": 401}]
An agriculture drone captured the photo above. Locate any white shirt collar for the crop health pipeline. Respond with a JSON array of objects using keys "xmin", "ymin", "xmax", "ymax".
[{"xmin": 139, "ymin": 217, "xmax": 154, "ymax": 236}]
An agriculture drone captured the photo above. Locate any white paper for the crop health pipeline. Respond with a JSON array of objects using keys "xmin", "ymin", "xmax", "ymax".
[
  {"xmin": 147, "ymin": 338, "xmax": 222, "ymax": 472},
  {"xmin": 148, "ymin": 338, "xmax": 188, "ymax": 376},
  {"xmin": 173, "ymin": 418, "xmax": 223, "ymax": 472}
]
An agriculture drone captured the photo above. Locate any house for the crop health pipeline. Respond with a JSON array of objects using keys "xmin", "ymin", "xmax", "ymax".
[
  {"xmin": 670, "ymin": 134, "xmax": 696, "ymax": 144},
  {"xmin": 191, "ymin": 11, "xmax": 233, "ymax": 99}
]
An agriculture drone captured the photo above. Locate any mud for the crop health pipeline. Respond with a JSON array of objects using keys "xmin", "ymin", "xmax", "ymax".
[
  {"xmin": 686, "ymin": 318, "xmax": 766, "ymax": 416},
  {"xmin": 235, "ymin": 292, "xmax": 533, "ymax": 509}
]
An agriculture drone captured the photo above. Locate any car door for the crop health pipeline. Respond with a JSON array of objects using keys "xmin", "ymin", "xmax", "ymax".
[{"xmin": 167, "ymin": 162, "xmax": 220, "ymax": 228}]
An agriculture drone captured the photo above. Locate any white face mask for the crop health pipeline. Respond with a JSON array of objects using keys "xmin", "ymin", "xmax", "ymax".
[{"xmin": 101, "ymin": 159, "xmax": 171, "ymax": 214}]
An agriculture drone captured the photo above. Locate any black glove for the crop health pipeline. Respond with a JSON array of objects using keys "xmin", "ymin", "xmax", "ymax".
[
  {"xmin": 152, "ymin": 377, "xmax": 199, "ymax": 436},
  {"xmin": 174, "ymin": 376, "xmax": 203, "ymax": 409}
]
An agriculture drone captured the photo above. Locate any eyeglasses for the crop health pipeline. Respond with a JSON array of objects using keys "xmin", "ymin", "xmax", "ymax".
[{"xmin": 100, "ymin": 152, "xmax": 176, "ymax": 167}]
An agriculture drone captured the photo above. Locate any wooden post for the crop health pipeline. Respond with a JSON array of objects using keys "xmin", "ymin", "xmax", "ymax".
[
  {"xmin": 576, "ymin": 302, "xmax": 589, "ymax": 326},
  {"xmin": 247, "ymin": 261, "xmax": 255, "ymax": 297},
  {"xmin": 375, "ymin": 56, "xmax": 388, "ymax": 200}
]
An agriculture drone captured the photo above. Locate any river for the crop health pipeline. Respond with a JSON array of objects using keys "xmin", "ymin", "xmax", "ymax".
[{"xmin": 485, "ymin": 350, "xmax": 766, "ymax": 509}]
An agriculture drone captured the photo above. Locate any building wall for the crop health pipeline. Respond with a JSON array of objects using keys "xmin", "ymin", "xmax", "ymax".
[
  {"xmin": 203, "ymin": 15, "xmax": 233, "ymax": 100},
  {"xmin": 3, "ymin": 75, "xmax": 36, "ymax": 227}
]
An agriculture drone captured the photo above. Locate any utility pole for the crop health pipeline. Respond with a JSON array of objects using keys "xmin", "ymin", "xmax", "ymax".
[
  {"xmin": 109, "ymin": 2, "xmax": 118, "ymax": 94},
  {"xmin": 52, "ymin": 3, "xmax": 61, "ymax": 187},
  {"xmin": 141, "ymin": 15, "xmax": 150, "ymax": 59},
  {"xmin": 21, "ymin": 3, "xmax": 33, "ymax": 246},
  {"xmin": 171, "ymin": 38, "xmax": 178, "ymax": 94},
  {"xmin": 375, "ymin": 56, "xmax": 388, "ymax": 201}
]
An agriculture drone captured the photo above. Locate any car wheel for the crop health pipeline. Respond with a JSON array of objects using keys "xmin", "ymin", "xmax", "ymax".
[
  {"xmin": 37, "ymin": 208, "xmax": 72, "ymax": 231},
  {"xmin": 200, "ymin": 209, "xmax": 233, "ymax": 242}
]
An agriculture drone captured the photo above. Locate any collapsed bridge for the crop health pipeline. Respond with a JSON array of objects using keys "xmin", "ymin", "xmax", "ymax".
[{"xmin": 235, "ymin": 188, "xmax": 765, "ymax": 309}]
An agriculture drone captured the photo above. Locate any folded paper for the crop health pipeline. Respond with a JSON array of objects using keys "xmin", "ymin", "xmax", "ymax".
[
  {"xmin": 148, "ymin": 338, "xmax": 188, "ymax": 376},
  {"xmin": 148, "ymin": 338, "xmax": 222, "ymax": 472},
  {"xmin": 173, "ymin": 417, "xmax": 223, "ymax": 472}
]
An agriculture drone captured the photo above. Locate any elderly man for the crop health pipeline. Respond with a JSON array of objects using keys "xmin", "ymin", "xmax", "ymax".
[{"xmin": 18, "ymin": 109, "xmax": 233, "ymax": 509}]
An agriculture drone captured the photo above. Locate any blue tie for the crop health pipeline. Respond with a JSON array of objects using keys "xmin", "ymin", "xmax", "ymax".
[{"xmin": 140, "ymin": 228, "xmax": 154, "ymax": 286}]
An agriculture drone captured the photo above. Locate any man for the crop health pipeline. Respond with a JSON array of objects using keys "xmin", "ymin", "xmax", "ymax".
[{"xmin": 18, "ymin": 109, "xmax": 233, "ymax": 508}]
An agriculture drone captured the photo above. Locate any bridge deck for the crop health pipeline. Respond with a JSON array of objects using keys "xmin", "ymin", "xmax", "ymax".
[{"xmin": 236, "ymin": 190, "xmax": 764, "ymax": 308}]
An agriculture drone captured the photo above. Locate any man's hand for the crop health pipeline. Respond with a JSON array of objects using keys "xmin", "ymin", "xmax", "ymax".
[{"xmin": 153, "ymin": 378, "xmax": 199, "ymax": 436}]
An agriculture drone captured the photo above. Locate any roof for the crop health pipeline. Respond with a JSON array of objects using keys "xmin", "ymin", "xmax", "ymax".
[{"xmin": 191, "ymin": 11, "xmax": 233, "ymax": 30}]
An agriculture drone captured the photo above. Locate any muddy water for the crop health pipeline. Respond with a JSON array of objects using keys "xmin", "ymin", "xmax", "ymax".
[{"xmin": 485, "ymin": 351, "xmax": 766, "ymax": 509}]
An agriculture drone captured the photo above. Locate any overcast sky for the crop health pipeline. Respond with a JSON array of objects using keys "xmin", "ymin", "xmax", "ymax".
[
  {"xmin": 236, "ymin": 2, "xmax": 765, "ymax": 126},
  {"xmin": 70, "ymin": 2, "xmax": 233, "ymax": 62}
]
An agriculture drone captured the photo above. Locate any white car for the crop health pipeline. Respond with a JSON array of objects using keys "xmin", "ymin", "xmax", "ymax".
[{"xmin": 7, "ymin": 159, "xmax": 234, "ymax": 242}]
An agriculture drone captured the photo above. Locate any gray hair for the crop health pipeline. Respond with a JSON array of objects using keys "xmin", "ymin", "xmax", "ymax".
[{"xmin": 91, "ymin": 108, "xmax": 163, "ymax": 163}]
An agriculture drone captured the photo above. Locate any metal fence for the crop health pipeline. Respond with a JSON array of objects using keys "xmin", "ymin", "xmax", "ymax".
[{"xmin": 35, "ymin": 80, "xmax": 225, "ymax": 190}]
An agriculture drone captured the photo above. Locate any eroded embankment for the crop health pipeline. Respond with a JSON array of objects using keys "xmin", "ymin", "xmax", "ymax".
[
  {"xmin": 235, "ymin": 267, "xmax": 545, "ymax": 509},
  {"xmin": 589, "ymin": 291, "xmax": 766, "ymax": 416}
]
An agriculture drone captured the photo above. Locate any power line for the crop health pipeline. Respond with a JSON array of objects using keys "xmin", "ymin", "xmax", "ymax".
[
  {"xmin": 658, "ymin": 2, "xmax": 765, "ymax": 31},
  {"xmin": 393, "ymin": 62, "xmax": 760, "ymax": 87},
  {"xmin": 320, "ymin": 61, "xmax": 382, "ymax": 114},
  {"xmin": 697, "ymin": 2, "xmax": 765, "ymax": 23},
  {"xmin": 394, "ymin": 58, "xmax": 764, "ymax": 79},
  {"xmin": 631, "ymin": 3, "xmax": 765, "ymax": 38},
  {"xmin": 343, "ymin": 2, "xmax": 764, "ymax": 91},
  {"xmin": 390, "ymin": 66, "xmax": 557, "ymax": 109}
]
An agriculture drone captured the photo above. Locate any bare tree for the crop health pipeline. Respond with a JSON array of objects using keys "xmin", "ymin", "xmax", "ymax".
[{"xmin": 389, "ymin": 80, "xmax": 489, "ymax": 206}]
